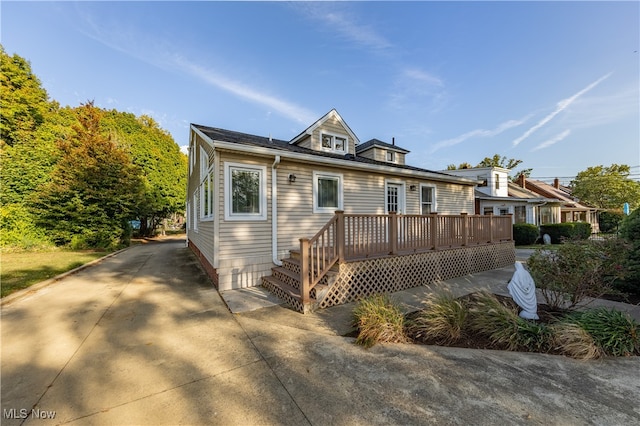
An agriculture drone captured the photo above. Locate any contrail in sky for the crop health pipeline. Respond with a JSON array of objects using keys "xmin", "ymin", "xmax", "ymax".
[{"xmin": 512, "ymin": 72, "xmax": 612, "ymax": 147}]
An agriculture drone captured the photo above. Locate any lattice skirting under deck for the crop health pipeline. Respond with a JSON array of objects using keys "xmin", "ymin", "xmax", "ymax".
[{"xmin": 318, "ymin": 242, "xmax": 515, "ymax": 309}]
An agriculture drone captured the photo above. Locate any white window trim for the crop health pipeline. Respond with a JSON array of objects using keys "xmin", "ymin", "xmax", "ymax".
[
  {"xmin": 384, "ymin": 180, "xmax": 406, "ymax": 214},
  {"xmin": 319, "ymin": 132, "xmax": 348, "ymax": 154},
  {"xmin": 313, "ymin": 171, "xmax": 344, "ymax": 214},
  {"xmin": 420, "ymin": 183, "xmax": 437, "ymax": 214},
  {"xmin": 224, "ymin": 162, "xmax": 267, "ymax": 221},
  {"xmin": 200, "ymin": 165, "xmax": 214, "ymax": 221},
  {"xmin": 386, "ymin": 151, "xmax": 396, "ymax": 162}
]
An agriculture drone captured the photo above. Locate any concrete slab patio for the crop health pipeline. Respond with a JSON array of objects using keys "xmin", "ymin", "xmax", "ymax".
[{"xmin": 2, "ymin": 237, "xmax": 639, "ymax": 425}]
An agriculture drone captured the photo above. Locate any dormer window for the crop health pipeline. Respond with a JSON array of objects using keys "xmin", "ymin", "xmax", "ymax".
[
  {"xmin": 386, "ymin": 151, "xmax": 395, "ymax": 162},
  {"xmin": 321, "ymin": 133, "xmax": 347, "ymax": 153}
]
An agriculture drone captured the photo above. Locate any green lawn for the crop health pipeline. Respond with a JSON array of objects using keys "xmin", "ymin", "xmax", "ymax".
[{"xmin": 1, "ymin": 250, "xmax": 111, "ymax": 298}]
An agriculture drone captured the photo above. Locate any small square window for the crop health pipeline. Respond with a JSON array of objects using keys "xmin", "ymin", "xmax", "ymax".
[{"xmin": 386, "ymin": 151, "xmax": 395, "ymax": 162}]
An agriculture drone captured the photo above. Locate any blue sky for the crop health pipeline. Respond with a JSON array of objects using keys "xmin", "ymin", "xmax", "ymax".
[{"xmin": 3, "ymin": 1, "xmax": 639, "ymax": 183}]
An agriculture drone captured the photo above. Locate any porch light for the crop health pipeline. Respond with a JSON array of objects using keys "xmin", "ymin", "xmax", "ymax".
[
  {"xmin": 409, "ymin": 185, "xmax": 417, "ymax": 191},
  {"xmin": 288, "ymin": 174, "xmax": 297, "ymax": 183}
]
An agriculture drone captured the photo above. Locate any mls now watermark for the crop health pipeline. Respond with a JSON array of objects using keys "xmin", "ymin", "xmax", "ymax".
[{"xmin": 3, "ymin": 408, "xmax": 57, "ymax": 420}]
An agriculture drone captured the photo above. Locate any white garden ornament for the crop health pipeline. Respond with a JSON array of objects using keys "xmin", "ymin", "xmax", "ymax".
[{"xmin": 507, "ymin": 261, "xmax": 539, "ymax": 320}]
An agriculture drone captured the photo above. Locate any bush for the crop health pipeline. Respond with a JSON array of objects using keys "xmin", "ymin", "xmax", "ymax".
[
  {"xmin": 618, "ymin": 208, "xmax": 640, "ymax": 293},
  {"xmin": 561, "ymin": 308, "xmax": 639, "ymax": 357},
  {"xmin": 467, "ymin": 292, "xmax": 551, "ymax": 352},
  {"xmin": 0, "ymin": 203, "xmax": 52, "ymax": 251},
  {"xmin": 598, "ymin": 211, "xmax": 624, "ymax": 234},
  {"xmin": 408, "ymin": 291, "xmax": 468, "ymax": 345},
  {"xmin": 527, "ymin": 240, "xmax": 620, "ymax": 310},
  {"xmin": 513, "ymin": 223, "xmax": 539, "ymax": 246},
  {"xmin": 353, "ymin": 294, "xmax": 408, "ymax": 348},
  {"xmin": 540, "ymin": 222, "xmax": 591, "ymax": 244}
]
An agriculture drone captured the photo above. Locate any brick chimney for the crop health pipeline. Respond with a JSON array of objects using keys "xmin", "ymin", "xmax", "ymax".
[
  {"xmin": 518, "ymin": 173, "xmax": 526, "ymax": 188},
  {"xmin": 553, "ymin": 178, "xmax": 560, "ymax": 189}
]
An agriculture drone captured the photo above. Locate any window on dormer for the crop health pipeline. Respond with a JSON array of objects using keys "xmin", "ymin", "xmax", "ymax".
[
  {"xmin": 321, "ymin": 133, "xmax": 346, "ymax": 153},
  {"xmin": 386, "ymin": 151, "xmax": 395, "ymax": 162}
]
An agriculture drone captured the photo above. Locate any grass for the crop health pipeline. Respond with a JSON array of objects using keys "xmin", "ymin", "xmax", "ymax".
[
  {"xmin": 408, "ymin": 291, "xmax": 468, "ymax": 345},
  {"xmin": 1, "ymin": 249, "xmax": 111, "ymax": 298},
  {"xmin": 353, "ymin": 294, "xmax": 408, "ymax": 348}
]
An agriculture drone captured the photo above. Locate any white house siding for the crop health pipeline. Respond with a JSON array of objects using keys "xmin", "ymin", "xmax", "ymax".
[
  {"xmin": 430, "ymin": 182, "xmax": 475, "ymax": 215},
  {"xmin": 187, "ymin": 134, "xmax": 216, "ymax": 273},
  {"xmin": 215, "ymin": 152, "xmax": 274, "ymax": 291}
]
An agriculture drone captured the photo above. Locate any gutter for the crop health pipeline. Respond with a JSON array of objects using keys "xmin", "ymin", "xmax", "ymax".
[{"xmin": 271, "ymin": 155, "xmax": 282, "ymax": 266}]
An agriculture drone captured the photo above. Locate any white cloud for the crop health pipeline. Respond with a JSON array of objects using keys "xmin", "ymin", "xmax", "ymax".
[
  {"xmin": 512, "ymin": 73, "xmax": 612, "ymax": 147},
  {"xmin": 79, "ymin": 12, "xmax": 317, "ymax": 125},
  {"xmin": 293, "ymin": 3, "xmax": 391, "ymax": 51},
  {"xmin": 430, "ymin": 116, "xmax": 530, "ymax": 153},
  {"xmin": 173, "ymin": 57, "xmax": 317, "ymax": 125},
  {"xmin": 531, "ymin": 129, "xmax": 571, "ymax": 152}
]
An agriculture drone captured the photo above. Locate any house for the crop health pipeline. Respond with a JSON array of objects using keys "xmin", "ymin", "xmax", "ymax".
[
  {"xmin": 514, "ymin": 175, "xmax": 599, "ymax": 232},
  {"xmin": 186, "ymin": 110, "xmax": 514, "ymax": 312},
  {"xmin": 443, "ymin": 167, "xmax": 562, "ymax": 225}
]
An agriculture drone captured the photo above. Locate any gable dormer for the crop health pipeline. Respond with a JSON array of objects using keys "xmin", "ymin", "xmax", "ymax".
[
  {"xmin": 290, "ymin": 109, "xmax": 359, "ymax": 155},
  {"xmin": 356, "ymin": 138, "xmax": 410, "ymax": 165}
]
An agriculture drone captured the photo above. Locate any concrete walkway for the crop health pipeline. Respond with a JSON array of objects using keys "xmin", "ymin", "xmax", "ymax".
[{"xmin": 2, "ymin": 238, "xmax": 639, "ymax": 425}]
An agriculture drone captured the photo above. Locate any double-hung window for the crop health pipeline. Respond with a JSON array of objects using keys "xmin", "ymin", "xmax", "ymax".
[
  {"xmin": 224, "ymin": 162, "xmax": 267, "ymax": 220},
  {"xmin": 313, "ymin": 171, "xmax": 343, "ymax": 213},
  {"xmin": 420, "ymin": 184, "xmax": 437, "ymax": 215},
  {"xmin": 320, "ymin": 133, "xmax": 347, "ymax": 153},
  {"xmin": 200, "ymin": 167, "xmax": 214, "ymax": 220}
]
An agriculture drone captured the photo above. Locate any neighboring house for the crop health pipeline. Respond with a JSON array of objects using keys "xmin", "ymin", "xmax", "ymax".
[
  {"xmin": 443, "ymin": 167, "xmax": 562, "ymax": 225},
  {"xmin": 514, "ymin": 175, "xmax": 600, "ymax": 232},
  {"xmin": 186, "ymin": 110, "xmax": 514, "ymax": 312}
]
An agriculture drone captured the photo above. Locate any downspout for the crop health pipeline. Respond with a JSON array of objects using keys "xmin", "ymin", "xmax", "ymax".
[{"xmin": 272, "ymin": 155, "xmax": 282, "ymax": 266}]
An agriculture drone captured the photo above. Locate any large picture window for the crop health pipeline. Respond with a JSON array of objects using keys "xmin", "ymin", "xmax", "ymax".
[
  {"xmin": 313, "ymin": 171, "xmax": 343, "ymax": 213},
  {"xmin": 420, "ymin": 184, "xmax": 437, "ymax": 215},
  {"xmin": 224, "ymin": 162, "xmax": 267, "ymax": 220}
]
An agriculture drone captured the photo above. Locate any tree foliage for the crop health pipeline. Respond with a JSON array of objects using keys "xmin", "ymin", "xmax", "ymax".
[
  {"xmin": 31, "ymin": 103, "xmax": 145, "ymax": 248},
  {"xmin": 1, "ymin": 46, "xmax": 187, "ymax": 248},
  {"xmin": 447, "ymin": 154, "xmax": 531, "ymax": 181},
  {"xmin": 571, "ymin": 164, "xmax": 640, "ymax": 210},
  {"xmin": 0, "ymin": 45, "xmax": 51, "ymax": 148}
]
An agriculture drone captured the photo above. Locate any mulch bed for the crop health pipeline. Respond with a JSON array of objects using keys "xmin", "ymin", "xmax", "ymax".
[{"xmin": 404, "ymin": 294, "xmax": 567, "ymax": 351}]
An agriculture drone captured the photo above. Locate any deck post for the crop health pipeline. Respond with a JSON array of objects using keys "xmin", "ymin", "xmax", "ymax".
[
  {"xmin": 389, "ymin": 212, "xmax": 398, "ymax": 255},
  {"xmin": 299, "ymin": 238, "xmax": 310, "ymax": 304},
  {"xmin": 336, "ymin": 210, "xmax": 345, "ymax": 263},
  {"xmin": 488, "ymin": 213, "xmax": 494, "ymax": 243},
  {"xmin": 461, "ymin": 212, "xmax": 468, "ymax": 246},
  {"xmin": 430, "ymin": 213, "xmax": 438, "ymax": 250}
]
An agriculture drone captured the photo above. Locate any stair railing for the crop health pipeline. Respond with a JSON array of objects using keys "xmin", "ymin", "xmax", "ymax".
[{"xmin": 299, "ymin": 211, "xmax": 344, "ymax": 304}]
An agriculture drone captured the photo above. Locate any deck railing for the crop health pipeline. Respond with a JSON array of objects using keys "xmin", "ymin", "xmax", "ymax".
[{"xmin": 299, "ymin": 211, "xmax": 513, "ymax": 304}]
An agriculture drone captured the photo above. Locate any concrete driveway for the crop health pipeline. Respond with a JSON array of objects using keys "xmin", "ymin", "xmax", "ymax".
[{"xmin": 2, "ymin": 237, "xmax": 639, "ymax": 425}]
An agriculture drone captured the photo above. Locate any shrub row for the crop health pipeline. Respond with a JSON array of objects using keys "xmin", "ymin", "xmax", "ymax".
[{"xmin": 512, "ymin": 222, "xmax": 592, "ymax": 246}]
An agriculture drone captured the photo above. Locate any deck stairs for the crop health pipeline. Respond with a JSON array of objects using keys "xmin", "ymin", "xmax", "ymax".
[{"xmin": 262, "ymin": 249, "xmax": 338, "ymax": 313}]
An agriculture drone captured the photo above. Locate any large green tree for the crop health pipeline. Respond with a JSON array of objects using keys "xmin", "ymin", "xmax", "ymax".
[
  {"xmin": 571, "ymin": 164, "xmax": 640, "ymax": 210},
  {"xmin": 102, "ymin": 111, "xmax": 187, "ymax": 236},
  {"xmin": 32, "ymin": 103, "xmax": 145, "ymax": 248},
  {"xmin": 0, "ymin": 45, "xmax": 51, "ymax": 148}
]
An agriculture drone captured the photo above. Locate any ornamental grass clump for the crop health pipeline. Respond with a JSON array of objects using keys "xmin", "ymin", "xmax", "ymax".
[
  {"xmin": 560, "ymin": 308, "xmax": 639, "ymax": 357},
  {"xmin": 408, "ymin": 291, "xmax": 468, "ymax": 345},
  {"xmin": 551, "ymin": 323, "xmax": 603, "ymax": 360},
  {"xmin": 468, "ymin": 292, "xmax": 551, "ymax": 352},
  {"xmin": 353, "ymin": 294, "xmax": 408, "ymax": 348}
]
